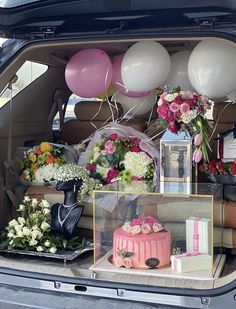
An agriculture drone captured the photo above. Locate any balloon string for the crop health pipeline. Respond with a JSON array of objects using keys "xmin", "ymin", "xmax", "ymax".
[
  {"xmin": 90, "ymin": 54, "xmax": 117, "ymax": 128},
  {"xmin": 104, "ymin": 56, "xmax": 115, "ymax": 123},
  {"xmin": 209, "ymin": 101, "xmax": 232, "ymax": 141},
  {"xmin": 90, "ymin": 101, "xmax": 103, "ymax": 130},
  {"xmin": 149, "ymin": 128, "xmax": 167, "ymax": 141}
]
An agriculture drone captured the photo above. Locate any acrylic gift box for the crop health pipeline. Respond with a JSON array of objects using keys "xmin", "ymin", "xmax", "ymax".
[
  {"xmin": 90, "ymin": 181, "xmax": 222, "ymax": 281},
  {"xmin": 160, "ymin": 130, "xmax": 192, "ymax": 183}
]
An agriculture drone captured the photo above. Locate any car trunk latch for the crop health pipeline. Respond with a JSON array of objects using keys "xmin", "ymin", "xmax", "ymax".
[{"xmin": 196, "ymin": 18, "xmax": 216, "ymax": 31}]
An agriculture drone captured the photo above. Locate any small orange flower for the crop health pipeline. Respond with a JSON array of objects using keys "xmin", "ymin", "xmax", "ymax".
[
  {"xmin": 45, "ymin": 155, "xmax": 55, "ymax": 164},
  {"xmin": 40, "ymin": 142, "xmax": 53, "ymax": 153},
  {"xmin": 35, "ymin": 147, "xmax": 43, "ymax": 155}
]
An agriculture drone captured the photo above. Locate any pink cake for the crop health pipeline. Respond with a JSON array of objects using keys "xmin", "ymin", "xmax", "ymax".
[{"xmin": 112, "ymin": 216, "xmax": 171, "ymax": 269}]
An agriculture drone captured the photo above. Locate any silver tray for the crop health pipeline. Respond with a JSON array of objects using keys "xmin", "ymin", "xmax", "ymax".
[{"xmin": 0, "ymin": 242, "xmax": 94, "ymax": 264}]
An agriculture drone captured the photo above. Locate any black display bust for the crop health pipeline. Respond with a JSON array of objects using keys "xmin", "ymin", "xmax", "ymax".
[{"xmin": 51, "ymin": 178, "xmax": 84, "ymax": 239}]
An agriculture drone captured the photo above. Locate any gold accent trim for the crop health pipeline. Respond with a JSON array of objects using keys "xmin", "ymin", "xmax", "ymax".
[{"xmin": 160, "ymin": 176, "xmax": 191, "ymax": 182}]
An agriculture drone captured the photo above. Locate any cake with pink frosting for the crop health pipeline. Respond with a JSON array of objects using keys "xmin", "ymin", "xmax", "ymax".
[{"xmin": 112, "ymin": 216, "xmax": 171, "ymax": 269}]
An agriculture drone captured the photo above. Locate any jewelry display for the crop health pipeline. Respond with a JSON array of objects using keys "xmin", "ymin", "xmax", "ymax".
[{"xmin": 57, "ymin": 204, "xmax": 79, "ymax": 227}]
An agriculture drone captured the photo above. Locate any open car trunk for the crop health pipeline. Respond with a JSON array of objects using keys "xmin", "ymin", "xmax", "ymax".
[
  {"xmin": 0, "ymin": 36, "xmax": 235, "ymax": 308},
  {"xmin": 0, "ymin": 1, "xmax": 236, "ymax": 308}
]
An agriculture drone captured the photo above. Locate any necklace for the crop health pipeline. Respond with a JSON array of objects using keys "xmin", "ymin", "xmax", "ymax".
[
  {"xmin": 58, "ymin": 204, "xmax": 78, "ymax": 227},
  {"xmin": 63, "ymin": 201, "xmax": 78, "ymax": 208}
]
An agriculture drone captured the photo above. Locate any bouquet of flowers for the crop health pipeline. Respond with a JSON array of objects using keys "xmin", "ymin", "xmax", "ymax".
[
  {"xmin": 19, "ymin": 142, "xmax": 66, "ymax": 184},
  {"xmin": 0, "ymin": 196, "xmax": 86, "ymax": 253},
  {"xmin": 86, "ymin": 133, "xmax": 154, "ymax": 185},
  {"xmin": 156, "ymin": 87, "xmax": 213, "ymax": 162},
  {"xmin": 199, "ymin": 159, "xmax": 236, "ymax": 176}
]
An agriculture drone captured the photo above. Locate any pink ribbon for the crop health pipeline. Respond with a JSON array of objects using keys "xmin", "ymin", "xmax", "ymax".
[
  {"xmin": 173, "ymin": 252, "xmax": 200, "ymax": 272},
  {"xmin": 193, "ymin": 217, "xmax": 200, "ymax": 253}
]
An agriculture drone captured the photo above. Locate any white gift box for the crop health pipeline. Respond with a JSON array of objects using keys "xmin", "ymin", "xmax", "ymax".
[
  {"xmin": 186, "ymin": 217, "xmax": 211, "ymax": 254},
  {"xmin": 217, "ymin": 131, "xmax": 236, "ymax": 159},
  {"xmin": 170, "ymin": 253, "xmax": 212, "ymax": 273}
]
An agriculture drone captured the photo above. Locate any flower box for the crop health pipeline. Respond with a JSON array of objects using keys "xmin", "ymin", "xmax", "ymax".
[
  {"xmin": 170, "ymin": 253, "xmax": 211, "ymax": 273},
  {"xmin": 208, "ymin": 174, "xmax": 236, "ymax": 202},
  {"xmin": 186, "ymin": 217, "xmax": 211, "ymax": 254}
]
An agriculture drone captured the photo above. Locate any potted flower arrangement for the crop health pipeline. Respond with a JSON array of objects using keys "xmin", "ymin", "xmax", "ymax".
[
  {"xmin": 0, "ymin": 196, "xmax": 86, "ymax": 253},
  {"xmin": 86, "ymin": 133, "xmax": 154, "ymax": 185},
  {"xmin": 19, "ymin": 142, "xmax": 66, "ymax": 185},
  {"xmin": 199, "ymin": 159, "xmax": 236, "ymax": 201},
  {"xmin": 157, "ymin": 87, "xmax": 213, "ymax": 162}
]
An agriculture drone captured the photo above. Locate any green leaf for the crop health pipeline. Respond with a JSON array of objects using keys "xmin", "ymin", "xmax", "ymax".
[{"xmin": 125, "ymin": 252, "xmax": 133, "ymax": 257}]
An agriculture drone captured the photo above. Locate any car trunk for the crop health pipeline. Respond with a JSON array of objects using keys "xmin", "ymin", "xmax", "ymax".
[{"xmin": 0, "ymin": 0, "xmax": 235, "ymax": 307}]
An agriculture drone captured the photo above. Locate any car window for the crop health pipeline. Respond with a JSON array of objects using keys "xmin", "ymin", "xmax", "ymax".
[{"xmin": 0, "ymin": 60, "xmax": 47, "ymax": 108}]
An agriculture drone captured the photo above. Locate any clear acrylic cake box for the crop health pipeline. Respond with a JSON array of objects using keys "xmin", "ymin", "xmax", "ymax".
[{"xmin": 90, "ymin": 182, "xmax": 223, "ymax": 281}]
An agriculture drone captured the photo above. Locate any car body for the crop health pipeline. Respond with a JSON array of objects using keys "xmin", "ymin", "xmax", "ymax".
[{"xmin": 0, "ymin": 1, "xmax": 236, "ymax": 308}]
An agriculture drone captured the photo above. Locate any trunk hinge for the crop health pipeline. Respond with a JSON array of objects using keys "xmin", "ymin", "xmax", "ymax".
[{"xmin": 196, "ymin": 18, "xmax": 216, "ymax": 31}]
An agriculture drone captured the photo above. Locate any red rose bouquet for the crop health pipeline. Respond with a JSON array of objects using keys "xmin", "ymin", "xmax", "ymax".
[{"xmin": 199, "ymin": 159, "xmax": 236, "ymax": 176}]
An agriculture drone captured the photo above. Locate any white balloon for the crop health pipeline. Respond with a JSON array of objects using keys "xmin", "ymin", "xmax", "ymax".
[
  {"xmin": 227, "ymin": 90, "xmax": 236, "ymax": 102},
  {"xmin": 121, "ymin": 41, "xmax": 171, "ymax": 92},
  {"xmin": 188, "ymin": 39, "xmax": 236, "ymax": 98},
  {"xmin": 164, "ymin": 50, "xmax": 194, "ymax": 91},
  {"xmin": 112, "ymin": 90, "xmax": 157, "ymax": 116}
]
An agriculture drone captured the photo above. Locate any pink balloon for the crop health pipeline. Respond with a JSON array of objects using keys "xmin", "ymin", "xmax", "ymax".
[
  {"xmin": 112, "ymin": 54, "xmax": 148, "ymax": 98},
  {"xmin": 65, "ymin": 49, "xmax": 112, "ymax": 98}
]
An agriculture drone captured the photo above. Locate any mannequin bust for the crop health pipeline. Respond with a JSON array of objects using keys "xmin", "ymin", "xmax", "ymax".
[{"xmin": 51, "ymin": 178, "xmax": 84, "ymax": 239}]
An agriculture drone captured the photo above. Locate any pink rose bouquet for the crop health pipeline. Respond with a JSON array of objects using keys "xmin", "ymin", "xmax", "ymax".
[{"xmin": 156, "ymin": 87, "xmax": 212, "ymax": 162}]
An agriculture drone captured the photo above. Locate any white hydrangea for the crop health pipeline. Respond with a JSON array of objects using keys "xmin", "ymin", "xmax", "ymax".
[
  {"xmin": 123, "ymin": 152, "xmax": 153, "ymax": 178},
  {"xmin": 34, "ymin": 164, "xmax": 58, "ymax": 182}
]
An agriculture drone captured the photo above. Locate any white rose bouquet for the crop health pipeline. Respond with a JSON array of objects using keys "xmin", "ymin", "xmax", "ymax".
[{"xmin": 0, "ymin": 196, "xmax": 86, "ymax": 253}]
